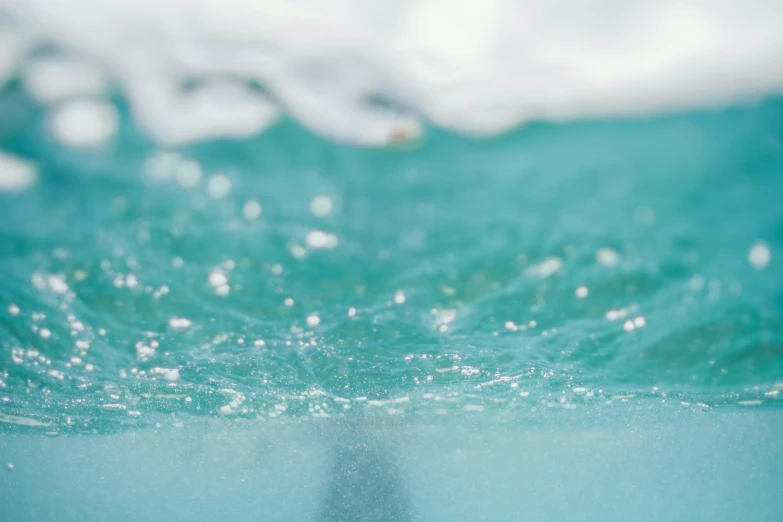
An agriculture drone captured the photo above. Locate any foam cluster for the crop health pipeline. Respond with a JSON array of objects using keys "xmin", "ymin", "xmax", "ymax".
[{"xmin": 1, "ymin": 0, "xmax": 782, "ymax": 147}]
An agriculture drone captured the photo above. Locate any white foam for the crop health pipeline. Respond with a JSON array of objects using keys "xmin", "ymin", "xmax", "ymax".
[
  {"xmin": 0, "ymin": 152, "xmax": 37, "ymax": 192},
  {"xmin": 209, "ymin": 271, "xmax": 227, "ymax": 287},
  {"xmin": 22, "ymin": 56, "xmax": 107, "ymax": 103},
  {"xmin": 208, "ymin": 268, "xmax": 230, "ymax": 296},
  {"xmin": 46, "ymin": 274, "xmax": 69, "ymax": 295},
  {"xmin": 525, "ymin": 257, "xmax": 563, "ymax": 279},
  {"xmin": 0, "ymin": 25, "xmax": 27, "ymax": 86},
  {"xmin": 168, "ymin": 317, "xmax": 192, "ymax": 330},
  {"xmin": 305, "ymin": 230, "xmax": 338, "ymax": 249},
  {"xmin": 4, "ymin": 0, "xmax": 783, "ymax": 145},
  {"xmin": 152, "ymin": 367, "xmax": 180, "ymax": 382},
  {"xmin": 48, "ymin": 99, "xmax": 119, "ymax": 148}
]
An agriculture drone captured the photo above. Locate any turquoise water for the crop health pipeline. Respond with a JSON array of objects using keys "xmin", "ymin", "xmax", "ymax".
[{"xmin": 1, "ymin": 88, "xmax": 783, "ymax": 520}]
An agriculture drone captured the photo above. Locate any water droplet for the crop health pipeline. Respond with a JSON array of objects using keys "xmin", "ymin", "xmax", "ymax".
[
  {"xmin": 306, "ymin": 230, "xmax": 338, "ymax": 249},
  {"xmin": 207, "ymin": 173, "xmax": 232, "ymax": 199},
  {"xmin": 175, "ymin": 161, "xmax": 202, "ymax": 189},
  {"xmin": 243, "ymin": 199, "xmax": 262, "ymax": 220},
  {"xmin": 309, "ymin": 195, "xmax": 334, "ymax": 217},
  {"xmin": 596, "ymin": 248, "xmax": 619, "ymax": 267},
  {"xmin": 633, "ymin": 316, "xmax": 646, "ymax": 328},
  {"xmin": 748, "ymin": 241, "xmax": 771, "ymax": 270}
]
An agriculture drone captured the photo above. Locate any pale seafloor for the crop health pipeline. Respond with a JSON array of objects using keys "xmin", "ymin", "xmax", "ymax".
[{"xmin": 1, "ymin": 2, "xmax": 783, "ymax": 521}]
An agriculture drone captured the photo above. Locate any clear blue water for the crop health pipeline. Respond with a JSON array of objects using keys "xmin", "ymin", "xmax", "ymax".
[{"xmin": 1, "ymin": 87, "xmax": 782, "ymax": 520}]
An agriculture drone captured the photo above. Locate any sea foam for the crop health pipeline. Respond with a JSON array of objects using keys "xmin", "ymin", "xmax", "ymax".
[{"xmin": 1, "ymin": 0, "xmax": 782, "ymax": 146}]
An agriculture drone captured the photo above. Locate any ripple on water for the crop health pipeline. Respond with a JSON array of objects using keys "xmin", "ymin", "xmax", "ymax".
[{"xmin": 0, "ymin": 95, "xmax": 782, "ymax": 433}]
